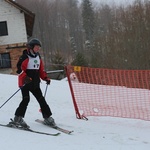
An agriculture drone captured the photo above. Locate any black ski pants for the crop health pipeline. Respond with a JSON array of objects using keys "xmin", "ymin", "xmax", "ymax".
[{"xmin": 15, "ymin": 85, "xmax": 52, "ymax": 118}]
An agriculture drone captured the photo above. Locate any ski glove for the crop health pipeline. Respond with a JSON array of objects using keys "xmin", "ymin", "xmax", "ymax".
[
  {"xmin": 45, "ymin": 77, "xmax": 51, "ymax": 85},
  {"xmin": 24, "ymin": 76, "xmax": 32, "ymax": 84}
]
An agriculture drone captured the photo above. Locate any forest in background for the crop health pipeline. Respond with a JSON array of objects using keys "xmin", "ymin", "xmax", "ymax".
[{"xmin": 15, "ymin": 0, "xmax": 150, "ymax": 71}]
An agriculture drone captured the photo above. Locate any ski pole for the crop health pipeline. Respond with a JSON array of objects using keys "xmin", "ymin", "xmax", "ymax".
[
  {"xmin": 44, "ymin": 84, "xmax": 49, "ymax": 98},
  {"xmin": 0, "ymin": 85, "xmax": 25, "ymax": 109},
  {"xmin": 39, "ymin": 84, "xmax": 49, "ymax": 113}
]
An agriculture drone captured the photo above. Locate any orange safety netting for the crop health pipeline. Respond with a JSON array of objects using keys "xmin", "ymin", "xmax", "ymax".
[{"xmin": 65, "ymin": 65, "xmax": 150, "ymax": 121}]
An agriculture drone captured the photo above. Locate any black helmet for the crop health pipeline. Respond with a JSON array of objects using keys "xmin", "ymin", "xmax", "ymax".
[{"xmin": 27, "ymin": 38, "xmax": 42, "ymax": 49}]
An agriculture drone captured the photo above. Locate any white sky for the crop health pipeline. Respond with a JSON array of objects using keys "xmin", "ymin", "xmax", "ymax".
[
  {"xmin": 88, "ymin": 0, "xmax": 148, "ymax": 6},
  {"xmin": 92, "ymin": 0, "xmax": 134, "ymax": 5}
]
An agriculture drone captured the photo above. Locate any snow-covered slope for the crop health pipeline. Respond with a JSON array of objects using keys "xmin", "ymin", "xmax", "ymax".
[{"xmin": 0, "ymin": 74, "xmax": 150, "ymax": 150}]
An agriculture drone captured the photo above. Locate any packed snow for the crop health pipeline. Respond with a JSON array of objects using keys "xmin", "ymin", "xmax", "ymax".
[{"xmin": 0, "ymin": 73, "xmax": 150, "ymax": 150}]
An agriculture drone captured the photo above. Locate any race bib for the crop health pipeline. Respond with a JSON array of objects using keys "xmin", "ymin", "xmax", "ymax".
[{"xmin": 27, "ymin": 55, "xmax": 40, "ymax": 69}]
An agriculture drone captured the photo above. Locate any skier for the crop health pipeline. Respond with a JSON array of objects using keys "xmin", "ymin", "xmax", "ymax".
[{"xmin": 12, "ymin": 38, "xmax": 56, "ymax": 128}]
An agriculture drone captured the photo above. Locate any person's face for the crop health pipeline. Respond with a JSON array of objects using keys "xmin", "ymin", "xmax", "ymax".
[{"xmin": 33, "ymin": 45, "xmax": 40, "ymax": 53}]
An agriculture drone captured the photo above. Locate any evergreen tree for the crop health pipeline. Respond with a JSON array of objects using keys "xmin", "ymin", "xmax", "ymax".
[
  {"xmin": 81, "ymin": 0, "xmax": 96, "ymax": 67},
  {"xmin": 82, "ymin": 0, "xmax": 95, "ymax": 43},
  {"xmin": 71, "ymin": 52, "xmax": 88, "ymax": 66},
  {"xmin": 66, "ymin": 0, "xmax": 81, "ymax": 57},
  {"xmin": 51, "ymin": 50, "xmax": 65, "ymax": 70}
]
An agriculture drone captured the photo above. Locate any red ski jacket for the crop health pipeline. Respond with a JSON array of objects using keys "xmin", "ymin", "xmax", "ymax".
[{"xmin": 16, "ymin": 49, "xmax": 48, "ymax": 88}]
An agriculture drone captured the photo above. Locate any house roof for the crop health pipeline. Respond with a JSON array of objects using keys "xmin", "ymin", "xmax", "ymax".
[{"xmin": 5, "ymin": 0, "xmax": 35, "ymax": 37}]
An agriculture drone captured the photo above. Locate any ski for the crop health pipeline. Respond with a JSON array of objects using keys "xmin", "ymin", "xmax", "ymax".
[
  {"xmin": 35, "ymin": 119, "xmax": 73, "ymax": 134},
  {"xmin": 0, "ymin": 123, "xmax": 60, "ymax": 136}
]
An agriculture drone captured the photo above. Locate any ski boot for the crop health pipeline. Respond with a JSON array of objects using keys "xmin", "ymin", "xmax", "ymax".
[
  {"xmin": 11, "ymin": 116, "xmax": 30, "ymax": 128},
  {"xmin": 44, "ymin": 116, "xmax": 56, "ymax": 127}
]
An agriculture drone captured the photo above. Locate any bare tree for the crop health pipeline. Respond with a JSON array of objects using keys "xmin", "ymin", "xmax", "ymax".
[{"xmin": 15, "ymin": 0, "xmax": 150, "ymax": 69}]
